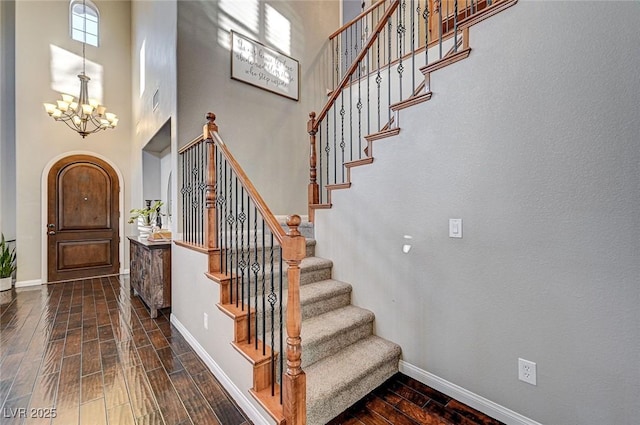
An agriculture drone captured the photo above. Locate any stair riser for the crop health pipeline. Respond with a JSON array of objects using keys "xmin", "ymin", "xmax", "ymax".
[
  {"xmin": 306, "ymin": 357, "xmax": 399, "ymax": 425},
  {"xmin": 302, "ymin": 321, "xmax": 373, "ymax": 369},
  {"xmin": 302, "ymin": 292, "xmax": 351, "ymax": 320},
  {"xmin": 224, "ymin": 264, "xmax": 334, "ymax": 303}
]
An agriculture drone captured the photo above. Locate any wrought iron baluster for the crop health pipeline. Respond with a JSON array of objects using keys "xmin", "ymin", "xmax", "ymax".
[
  {"xmin": 239, "ymin": 186, "xmax": 246, "ymax": 312},
  {"xmin": 424, "ymin": 0, "xmax": 430, "ymax": 65},
  {"xmin": 216, "ymin": 146, "xmax": 224, "ymax": 273},
  {"xmin": 335, "ymin": 38, "xmax": 340, "ymax": 86},
  {"xmin": 333, "ymin": 100, "xmax": 337, "ymax": 186},
  {"xmin": 226, "ymin": 161, "xmax": 233, "ymax": 303},
  {"xmin": 349, "ymin": 72, "xmax": 353, "ymax": 162},
  {"xmin": 278, "ymin": 244, "xmax": 283, "ymax": 404},
  {"xmin": 438, "ymin": 0, "xmax": 443, "ymax": 59},
  {"xmin": 234, "ymin": 177, "xmax": 239, "ymax": 308},
  {"xmin": 268, "ymin": 232, "xmax": 276, "ymax": 396},
  {"xmin": 376, "ymin": 33, "xmax": 381, "ymax": 131},
  {"xmin": 344, "ymin": 29, "xmax": 349, "ymax": 78},
  {"xmin": 357, "ymin": 58, "xmax": 362, "ymax": 158},
  {"xmin": 325, "ymin": 116, "xmax": 330, "ymax": 196},
  {"xmin": 398, "ymin": 0, "xmax": 406, "ymax": 101},
  {"xmin": 387, "ymin": 16, "xmax": 392, "ymax": 123},
  {"xmin": 261, "ymin": 220, "xmax": 266, "ymax": 356},
  {"xmin": 340, "ymin": 92, "xmax": 345, "ymax": 182},
  {"xmin": 252, "ymin": 206, "xmax": 259, "ymax": 350},
  {"xmin": 367, "ymin": 42, "xmax": 370, "ymax": 137},
  {"xmin": 319, "ymin": 122, "xmax": 323, "ymax": 204},
  {"xmin": 411, "ymin": 0, "xmax": 416, "ymax": 92},
  {"xmin": 454, "ymin": 0, "xmax": 458, "ymax": 52},
  {"xmin": 241, "ymin": 192, "xmax": 249, "ymax": 344}
]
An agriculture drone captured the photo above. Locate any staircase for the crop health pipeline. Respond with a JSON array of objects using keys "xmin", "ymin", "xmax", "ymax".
[
  {"xmin": 286, "ymin": 234, "xmax": 401, "ymax": 425},
  {"xmin": 207, "ymin": 221, "xmax": 401, "ymax": 425},
  {"xmin": 176, "ymin": 1, "xmax": 520, "ymax": 424}
]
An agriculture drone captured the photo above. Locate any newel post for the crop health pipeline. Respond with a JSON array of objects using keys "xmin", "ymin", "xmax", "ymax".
[
  {"xmin": 204, "ymin": 112, "xmax": 220, "ymax": 272},
  {"xmin": 307, "ymin": 112, "xmax": 319, "ymax": 222},
  {"xmin": 282, "ymin": 215, "xmax": 307, "ymax": 425}
]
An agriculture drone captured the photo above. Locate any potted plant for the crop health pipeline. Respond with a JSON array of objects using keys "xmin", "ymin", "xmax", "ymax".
[
  {"xmin": 128, "ymin": 200, "xmax": 164, "ymax": 236},
  {"xmin": 0, "ymin": 234, "xmax": 16, "ymax": 291}
]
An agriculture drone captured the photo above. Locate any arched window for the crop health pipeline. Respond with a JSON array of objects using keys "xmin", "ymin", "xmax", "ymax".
[{"xmin": 70, "ymin": 0, "xmax": 99, "ymax": 46}]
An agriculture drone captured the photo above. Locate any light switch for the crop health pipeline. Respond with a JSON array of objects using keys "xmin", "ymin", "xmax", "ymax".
[{"xmin": 449, "ymin": 219, "xmax": 462, "ymax": 238}]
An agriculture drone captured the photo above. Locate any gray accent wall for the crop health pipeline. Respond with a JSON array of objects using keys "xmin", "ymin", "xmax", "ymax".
[
  {"xmin": 315, "ymin": 2, "xmax": 640, "ymax": 424},
  {"xmin": 1, "ymin": 0, "xmax": 16, "ymax": 241},
  {"xmin": 176, "ymin": 0, "xmax": 340, "ymax": 216}
]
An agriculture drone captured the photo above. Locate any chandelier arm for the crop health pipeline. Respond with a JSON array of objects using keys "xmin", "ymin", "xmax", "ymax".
[{"xmin": 57, "ymin": 117, "xmax": 82, "ymax": 132}]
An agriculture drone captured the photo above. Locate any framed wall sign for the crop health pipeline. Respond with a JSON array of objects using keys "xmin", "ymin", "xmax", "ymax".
[{"xmin": 230, "ymin": 31, "xmax": 300, "ymax": 101}]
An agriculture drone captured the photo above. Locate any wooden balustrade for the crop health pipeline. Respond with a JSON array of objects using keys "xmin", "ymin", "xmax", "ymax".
[
  {"xmin": 191, "ymin": 113, "xmax": 306, "ymax": 425},
  {"xmin": 307, "ymin": 0, "xmax": 510, "ymax": 220}
]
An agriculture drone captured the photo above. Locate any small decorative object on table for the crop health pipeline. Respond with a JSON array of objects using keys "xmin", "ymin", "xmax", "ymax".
[{"xmin": 128, "ymin": 200, "xmax": 165, "ymax": 237}]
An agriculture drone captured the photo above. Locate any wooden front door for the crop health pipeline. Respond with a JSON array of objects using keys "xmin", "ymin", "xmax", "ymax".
[{"xmin": 47, "ymin": 155, "xmax": 120, "ymax": 282}]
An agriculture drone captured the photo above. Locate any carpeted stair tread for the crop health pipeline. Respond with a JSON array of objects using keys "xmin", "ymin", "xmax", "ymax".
[
  {"xmin": 301, "ymin": 305, "xmax": 374, "ymax": 367},
  {"xmin": 244, "ymin": 279, "xmax": 352, "ymax": 322},
  {"xmin": 297, "ymin": 256, "xmax": 333, "ymax": 272},
  {"xmin": 299, "ymin": 279, "xmax": 351, "ymax": 319},
  {"xmin": 305, "ymin": 335, "xmax": 402, "ymax": 425}
]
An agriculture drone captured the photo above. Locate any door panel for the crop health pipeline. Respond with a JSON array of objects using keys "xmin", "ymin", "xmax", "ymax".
[
  {"xmin": 48, "ymin": 155, "xmax": 120, "ymax": 282},
  {"xmin": 59, "ymin": 164, "xmax": 111, "ymax": 229},
  {"xmin": 57, "ymin": 239, "xmax": 112, "ymax": 270}
]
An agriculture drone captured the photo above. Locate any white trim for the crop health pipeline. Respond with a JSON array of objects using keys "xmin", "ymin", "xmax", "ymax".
[
  {"xmin": 15, "ymin": 279, "xmax": 43, "ymax": 288},
  {"xmin": 122, "ymin": 268, "xmax": 130, "ymax": 275},
  {"xmin": 41, "ymin": 151, "xmax": 125, "ymax": 284},
  {"xmin": 170, "ymin": 314, "xmax": 273, "ymax": 425},
  {"xmin": 399, "ymin": 361, "xmax": 544, "ymax": 425}
]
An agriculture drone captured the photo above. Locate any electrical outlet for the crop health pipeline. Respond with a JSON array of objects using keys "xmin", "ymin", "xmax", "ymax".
[
  {"xmin": 203, "ymin": 312, "xmax": 208, "ymax": 330},
  {"xmin": 518, "ymin": 358, "xmax": 537, "ymax": 385}
]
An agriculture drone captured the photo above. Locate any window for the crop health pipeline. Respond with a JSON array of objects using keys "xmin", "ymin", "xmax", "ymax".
[{"xmin": 70, "ymin": 0, "xmax": 99, "ymax": 46}]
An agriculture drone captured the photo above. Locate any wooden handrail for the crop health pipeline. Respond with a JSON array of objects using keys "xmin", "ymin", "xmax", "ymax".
[
  {"xmin": 178, "ymin": 134, "xmax": 204, "ymax": 154},
  {"xmin": 328, "ymin": 0, "xmax": 389, "ymax": 40},
  {"xmin": 313, "ymin": 0, "xmax": 400, "ymax": 131}
]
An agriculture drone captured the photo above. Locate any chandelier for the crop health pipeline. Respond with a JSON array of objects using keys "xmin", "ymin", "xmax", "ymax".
[{"xmin": 43, "ymin": 39, "xmax": 118, "ymax": 138}]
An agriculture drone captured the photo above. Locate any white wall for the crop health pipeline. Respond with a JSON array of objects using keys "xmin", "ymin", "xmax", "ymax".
[
  {"xmin": 315, "ymin": 2, "xmax": 640, "ymax": 424},
  {"xmin": 176, "ymin": 0, "xmax": 340, "ymax": 216},
  {"xmin": 171, "ymin": 246, "xmax": 275, "ymax": 425},
  {"xmin": 14, "ymin": 0, "xmax": 132, "ymax": 283}
]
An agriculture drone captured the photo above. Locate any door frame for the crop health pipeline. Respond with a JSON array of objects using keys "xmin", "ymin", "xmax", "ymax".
[{"xmin": 41, "ymin": 151, "xmax": 125, "ymax": 284}]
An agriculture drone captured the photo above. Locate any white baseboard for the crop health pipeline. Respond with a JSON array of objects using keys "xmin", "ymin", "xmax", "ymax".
[
  {"xmin": 170, "ymin": 314, "xmax": 273, "ymax": 425},
  {"xmin": 399, "ymin": 361, "xmax": 543, "ymax": 425},
  {"xmin": 15, "ymin": 279, "xmax": 43, "ymax": 288}
]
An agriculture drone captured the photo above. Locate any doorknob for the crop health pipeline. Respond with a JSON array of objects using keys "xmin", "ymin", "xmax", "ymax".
[
  {"xmin": 47, "ymin": 223, "xmax": 55, "ymax": 229},
  {"xmin": 48, "ymin": 231, "xmax": 56, "ymax": 235}
]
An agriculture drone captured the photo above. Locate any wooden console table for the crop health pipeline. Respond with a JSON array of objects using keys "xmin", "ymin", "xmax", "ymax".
[{"xmin": 128, "ymin": 237, "xmax": 171, "ymax": 318}]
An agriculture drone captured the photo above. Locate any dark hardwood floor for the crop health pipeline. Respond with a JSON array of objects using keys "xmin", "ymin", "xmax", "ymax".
[
  {"xmin": 1, "ymin": 276, "xmax": 503, "ymax": 425},
  {"xmin": 0, "ymin": 275, "xmax": 250, "ymax": 425},
  {"xmin": 327, "ymin": 373, "xmax": 504, "ymax": 425}
]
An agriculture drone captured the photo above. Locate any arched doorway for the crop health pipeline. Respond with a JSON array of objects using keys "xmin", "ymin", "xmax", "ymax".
[{"xmin": 46, "ymin": 154, "xmax": 120, "ymax": 283}]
